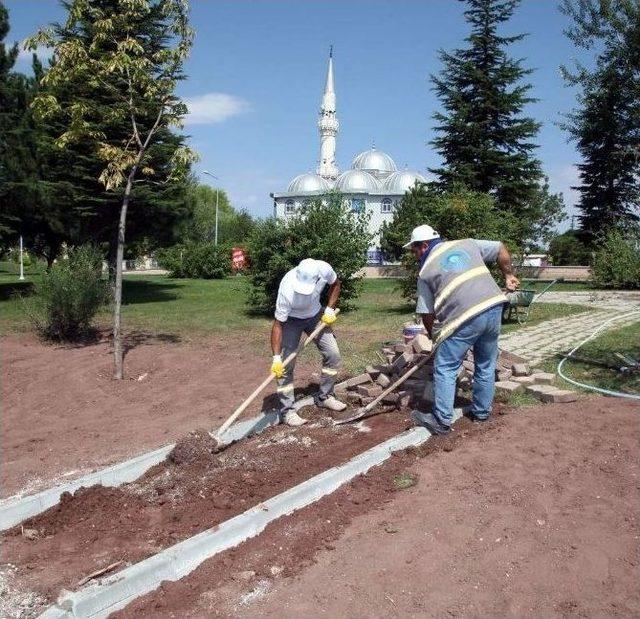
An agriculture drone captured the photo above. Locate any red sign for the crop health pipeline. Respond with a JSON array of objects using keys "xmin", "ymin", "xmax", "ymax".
[{"xmin": 231, "ymin": 247, "xmax": 246, "ymax": 271}]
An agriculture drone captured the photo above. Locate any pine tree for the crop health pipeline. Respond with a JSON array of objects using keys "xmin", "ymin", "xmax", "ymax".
[
  {"xmin": 560, "ymin": 0, "xmax": 640, "ymax": 239},
  {"xmin": 430, "ymin": 0, "xmax": 544, "ymax": 227}
]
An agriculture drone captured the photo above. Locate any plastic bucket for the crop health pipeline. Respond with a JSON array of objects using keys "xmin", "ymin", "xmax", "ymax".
[{"xmin": 403, "ymin": 323, "xmax": 425, "ymax": 344}]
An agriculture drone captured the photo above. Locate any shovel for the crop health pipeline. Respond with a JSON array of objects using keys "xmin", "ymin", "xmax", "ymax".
[
  {"xmin": 211, "ymin": 309, "xmax": 340, "ymax": 449},
  {"xmin": 333, "ymin": 351, "xmax": 435, "ymax": 425}
]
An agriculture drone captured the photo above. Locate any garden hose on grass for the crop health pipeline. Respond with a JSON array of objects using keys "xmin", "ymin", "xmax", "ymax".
[{"xmin": 556, "ymin": 310, "xmax": 640, "ymax": 401}]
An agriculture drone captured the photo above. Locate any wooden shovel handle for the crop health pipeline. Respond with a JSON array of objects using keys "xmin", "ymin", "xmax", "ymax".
[
  {"xmin": 360, "ymin": 351, "xmax": 434, "ymax": 415},
  {"xmin": 215, "ymin": 309, "xmax": 340, "ymax": 438}
]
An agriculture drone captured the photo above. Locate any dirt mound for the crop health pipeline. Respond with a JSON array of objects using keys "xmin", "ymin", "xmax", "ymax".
[{"xmin": 168, "ymin": 429, "xmax": 219, "ymax": 465}]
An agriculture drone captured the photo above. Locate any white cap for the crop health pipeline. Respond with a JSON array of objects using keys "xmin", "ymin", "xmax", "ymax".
[
  {"xmin": 403, "ymin": 224, "xmax": 440, "ymax": 248},
  {"xmin": 293, "ymin": 259, "xmax": 320, "ymax": 295}
]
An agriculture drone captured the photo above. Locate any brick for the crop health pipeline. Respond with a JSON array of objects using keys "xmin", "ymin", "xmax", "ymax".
[
  {"xmin": 342, "ymin": 374, "xmax": 372, "ymax": 389},
  {"xmin": 376, "ymin": 373, "xmax": 392, "ymax": 388},
  {"xmin": 538, "ymin": 389, "xmax": 578, "ymax": 403},
  {"xmin": 412, "ymin": 333, "xmax": 433, "ymax": 354},
  {"xmin": 512, "ymin": 375, "xmax": 536, "ymax": 385},
  {"xmin": 531, "ymin": 372, "xmax": 555, "ymax": 385},
  {"xmin": 462, "ymin": 359, "xmax": 475, "ymax": 373},
  {"xmin": 511, "ymin": 363, "xmax": 531, "ymax": 377},
  {"xmin": 397, "ymin": 390, "xmax": 412, "ymax": 408},
  {"xmin": 494, "ymin": 380, "xmax": 524, "ymax": 395},
  {"xmin": 393, "ymin": 343, "xmax": 406, "ymax": 354},
  {"xmin": 356, "ymin": 384, "xmax": 383, "ymax": 398},
  {"xmin": 496, "ymin": 369, "xmax": 513, "ymax": 381}
]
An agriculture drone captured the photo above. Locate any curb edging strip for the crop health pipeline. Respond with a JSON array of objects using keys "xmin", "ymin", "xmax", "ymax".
[
  {"xmin": 0, "ymin": 412, "xmax": 280, "ymax": 531},
  {"xmin": 39, "ymin": 409, "xmax": 462, "ymax": 619}
]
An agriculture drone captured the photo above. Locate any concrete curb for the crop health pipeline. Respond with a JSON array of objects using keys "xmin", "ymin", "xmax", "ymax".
[
  {"xmin": 38, "ymin": 409, "xmax": 463, "ymax": 619},
  {"xmin": 0, "ymin": 412, "xmax": 280, "ymax": 532}
]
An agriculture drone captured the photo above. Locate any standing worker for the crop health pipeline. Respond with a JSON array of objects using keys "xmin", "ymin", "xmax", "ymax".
[
  {"xmin": 405, "ymin": 225, "xmax": 520, "ymax": 434},
  {"xmin": 270, "ymin": 258, "xmax": 348, "ymax": 426}
]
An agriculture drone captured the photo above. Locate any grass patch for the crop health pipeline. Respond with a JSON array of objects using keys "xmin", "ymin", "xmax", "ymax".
[
  {"xmin": 393, "ymin": 472, "xmax": 417, "ymax": 490},
  {"xmin": 519, "ymin": 279, "xmax": 594, "ymax": 292},
  {"xmin": 0, "ymin": 272, "xmax": 596, "ymax": 375},
  {"xmin": 542, "ymin": 319, "xmax": 640, "ymax": 397}
]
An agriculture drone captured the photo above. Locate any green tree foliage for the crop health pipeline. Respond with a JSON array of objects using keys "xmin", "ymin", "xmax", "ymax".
[
  {"xmin": 178, "ymin": 182, "xmax": 255, "ymax": 246},
  {"xmin": 381, "ymin": 183, "xmax": 520, "ymax": 300},
  {"xmin": 28, "ymin": 0, "xmax": 196, "ymax": 378},
  {"xmin": 430, "ymin": 0, "xmax": 563, "ymax": 242},
  {"xmin": 157, "ymin": 242, "xmax": 232, "ymax": 279},
  {"xmin": 246, "ymin": 192, "xmax": 372, "ymax": 314},
  {"xmin": 591, "ymin": 228, "xmax": 640, "ymax": 289},
  {"xmin": 548, "ymin": 230, "xmax": 591, "ymax": 265},
  {"xmin": 30, "ymin": 0, "xmax": 193, "ymax": 266},
  {"xmin": 24, "ymin": 245, "xmax": 109, "ymax": 340},
  {"xmin": 560, "ymin": 0, "xmax": 640, "ymax": 240}
]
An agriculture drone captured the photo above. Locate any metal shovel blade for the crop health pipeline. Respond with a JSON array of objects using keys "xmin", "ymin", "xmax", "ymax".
[{"xmin": 333, "ymin": 407, "xmax": 368, "ymax": 425}]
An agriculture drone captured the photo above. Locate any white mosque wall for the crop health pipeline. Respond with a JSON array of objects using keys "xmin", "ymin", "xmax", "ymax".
[{"xmin": 273, "ymin": 193, "xmax": 402, "ymax": 264}]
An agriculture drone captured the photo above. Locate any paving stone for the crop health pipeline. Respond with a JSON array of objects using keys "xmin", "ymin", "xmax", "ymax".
[
  {"xmin": 412, "ymin": 334, "xmax": 433, "ymax": 354},
  {"xmin": 365, "ymin": 365, "xmax": 382, "ymax": 380},
  {"xmin": 376, "ymin": 373, "xmax": 392, "ymax": 388},
  {"xmin": 531, "ymin": 372, "xmax": 555, "ymax": 384},
  {"xmin": 513, "ymin": 375, "xmax": 536, "ymax": 385},
  {"xmin": 525, "ymin": 384, "xmax": 557, "ymax": 396},
  {"xmin": 495, "ymin": 380, "xmax": 524, "ymax": 395},
  {"xmin": 342, "ymin": 374, "xmax": 372, "ymax": 388},
  {"xmin": 511, "ymin": 363, "xmax": 531, "ymax": 376},
  {"xmin": 392, "ymin": 351, "xmax": 414, "ymax": 373},
  {"xmin": 539, "ymin": 390, "xmax": 578, "ymax": 403},
  {"xmin": 356, "ymin": 384, "xmax": 383, "ymax": 398},
  {"xmin": 496, "ymin": 369, "xmax": 513, "ymax": 381}
]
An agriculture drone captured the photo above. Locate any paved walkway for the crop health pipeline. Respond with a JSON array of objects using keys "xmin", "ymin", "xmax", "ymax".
[{"xmin": 499, "ymin": 291, "xmax": 640, "ymax": 365}]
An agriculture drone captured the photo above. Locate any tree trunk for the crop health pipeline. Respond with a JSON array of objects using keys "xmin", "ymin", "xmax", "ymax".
[{"xmin": 113, "ymin": 167, "xmax": 138, "ymax": 380}]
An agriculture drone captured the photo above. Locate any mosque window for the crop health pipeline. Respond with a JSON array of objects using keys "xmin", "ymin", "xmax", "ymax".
[
  {"xmin": 285, "ymin": 200, "xmax": 295, "ymax": 214},
  {"xmin": 351, "ymin": 198, "xmax": 364, "ymax": 213},
  {"xmin": 381, "ymin": 198, "xmax": 393, "ymax": 213}
]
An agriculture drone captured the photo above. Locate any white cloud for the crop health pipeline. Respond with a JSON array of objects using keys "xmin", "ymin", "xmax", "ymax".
[{"xmin": 184, "ymin": 92, "xmax": 250, "ymax": 125}]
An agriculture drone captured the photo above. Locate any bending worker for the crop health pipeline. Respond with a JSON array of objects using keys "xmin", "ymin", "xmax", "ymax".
[
  {"xmin": 405, "ymin": 225, "xmax": 519, "ymax": 434},
  {"xmin": 270, "ymin": 258, "xmax": 348, "ymax": 426}
]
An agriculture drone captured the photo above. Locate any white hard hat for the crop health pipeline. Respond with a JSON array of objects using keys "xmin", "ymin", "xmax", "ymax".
[
  {"xmin": 403, "ymin": 224, "xmax": 440, "ymax": 248},
  {"xmin": 293, "ymin": 259, "xmax": 320, "ymax": 295}
]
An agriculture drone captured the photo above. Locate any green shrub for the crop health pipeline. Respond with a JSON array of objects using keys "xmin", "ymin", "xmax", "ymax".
[
  {"xmin": 381, "ymin": 184, "xmax": 521, "ymax": 300},
  {"xmin": 548, "ymin": 231, "xmax": 591, "ymax": 265},
  {"xmin": 246, "ymin": 192, "xmax": 372, "ymax": 314},
  {"xmin": 25, "ymin": 245, "xmax": 109, "ymax": 340},
  {"xmin": 591, "ymin": 230, "xmax": 640, "ymax": 289},
  {"xmin": 157, "ymin": 243, "xmax": 232, "ymax": 279}
]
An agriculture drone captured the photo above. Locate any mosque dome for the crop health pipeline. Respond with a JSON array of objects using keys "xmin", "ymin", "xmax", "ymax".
[
  {"xmin": 334, "ymin": 169, "xmax": 381, "ymax": 193},
  {"xmin": 351, "ymin": 147, "xmax": 397, "ymax": 179},
  {"xmin": 287, "ymin": 173, "xmax": 333, "ymax": 193},
  {"xmin": 382, "ymin": 169, "xmax": 428, "ymax": 193}
]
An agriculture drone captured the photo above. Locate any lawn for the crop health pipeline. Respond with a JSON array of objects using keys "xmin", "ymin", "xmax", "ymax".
[
  {"xmin": 1, "ymin": 266, "xmax": 595, "ymax": 374},
  {"xmin": 545, "ymin": 319, "xmax": 640, "ymax": 397}
]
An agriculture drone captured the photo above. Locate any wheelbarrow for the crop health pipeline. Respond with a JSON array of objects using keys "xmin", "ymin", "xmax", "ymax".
[{"xmin": 502, "ymin": 279, "xmax": 559, "ymax": 325}]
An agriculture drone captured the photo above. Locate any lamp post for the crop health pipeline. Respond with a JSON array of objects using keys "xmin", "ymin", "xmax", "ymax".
[
  {"xmin": 18, "ymin": 235, "xmax": 25, "ymax": 281},
  {"xmin": 202, "ymin": 170, "xmax": 220, "ymax": 246}
]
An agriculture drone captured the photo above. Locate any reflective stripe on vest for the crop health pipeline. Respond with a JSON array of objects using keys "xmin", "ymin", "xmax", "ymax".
[{"xmin": 418, "ymin": 239, "xmax": 506, "ymax": 345}]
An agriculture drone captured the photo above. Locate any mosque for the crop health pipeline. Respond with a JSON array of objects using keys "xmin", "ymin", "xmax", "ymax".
[{"xmin": 270, "ymin": 51, "xmax": 427, "ymax": 264}]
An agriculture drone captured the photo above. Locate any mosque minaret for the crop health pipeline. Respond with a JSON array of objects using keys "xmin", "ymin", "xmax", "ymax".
[{"xmin": 271, "ymin": 50, "xmax": 426, "ymax": 264}]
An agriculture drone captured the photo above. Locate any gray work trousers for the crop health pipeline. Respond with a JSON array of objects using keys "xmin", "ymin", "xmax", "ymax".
[{"xmin": 277, "ymin": 312, "xmax": 341, "ymax": 414}]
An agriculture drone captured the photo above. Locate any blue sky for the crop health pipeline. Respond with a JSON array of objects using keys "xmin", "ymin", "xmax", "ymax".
[{"xmin": 6, "ymin": 0, "xmax": 584, "ymax": 226}]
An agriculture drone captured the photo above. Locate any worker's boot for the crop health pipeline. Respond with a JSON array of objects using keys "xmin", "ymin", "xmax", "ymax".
[
  {"xmin": 283, "ymin": 410, "xmax": 308, "ymax": 427},
  {"xmin": 318, "ymin": 396, "xmax": 347, "ymax": 412}
]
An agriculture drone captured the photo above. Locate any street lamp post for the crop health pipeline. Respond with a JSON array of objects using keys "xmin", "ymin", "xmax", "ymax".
[
  {"xmin": 19, "ymin": 235, "xmax": 25, "ymax": 281},
  {"xmin": 203, "ymin": 170, "xmax": 220, "ymax": 246}
]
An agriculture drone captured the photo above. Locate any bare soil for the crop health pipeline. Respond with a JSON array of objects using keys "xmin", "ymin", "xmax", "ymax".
[
  {"xmin": 1, "ymin": 402, "xmax": 410, "ymax": 605},
  {"xmin": 1, "ymin": 332, "xmax": 322, "ymax": 498},
  {"xmin": 114, "ymin": 398, "xmax": 640, "ymax": 619}
]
